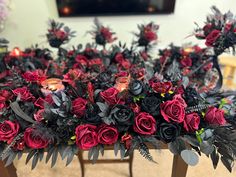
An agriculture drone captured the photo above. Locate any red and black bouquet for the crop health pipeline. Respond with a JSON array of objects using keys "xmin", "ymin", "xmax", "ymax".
[{"xmin": 0, "ymin": 6, "xmax": 236, "ymax": 173}]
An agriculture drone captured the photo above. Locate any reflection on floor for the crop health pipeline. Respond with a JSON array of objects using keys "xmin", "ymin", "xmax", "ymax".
[{"xmin": 14, "ymin": 150, "xmax": 236, "ymax": 177}]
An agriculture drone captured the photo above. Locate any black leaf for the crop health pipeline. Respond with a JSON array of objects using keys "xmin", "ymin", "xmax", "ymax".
[
  {"xmin": 210, "ymin": 147, "xmax": 219, "ymax": 169},
  {"xmin": 51, "ymin": 147, "xmax": 59, "ymax": 168},
  {"xmin": 26, "ymin": 150, "xmax": 37, "ymax": 165},
  {"xmin": 138, "ymin": 143, "xmax": 157, "ymax": 163},
  {"xmin": 46, "ymin": 147, "xmax": 54, "ymax": 163},
  {"xmin": 5, "ymin": 151, "xmax": 17, "ymax": 167},
  {"xmin": 31, "ymin": 153, "xmax": 39, "ymax": 170},
  {"xmin": 221, "ymin": 156, "xmax": 233, "ymax": 172}
]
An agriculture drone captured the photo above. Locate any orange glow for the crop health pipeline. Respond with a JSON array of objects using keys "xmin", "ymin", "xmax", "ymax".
[
  {"xmin": 61, "ymin": 6, "xmax": 71, "ymax": 15},
  {"xmin": 10, "ymin": 47, "xmax": 21, "ymax": 57},
  {"xmin": 115, "ymin": 76, "xmax": 130, "ymax": 92},
  {"xmin": 147, "ymin": 6, "xmax": 155, "ymax": 13},
  {"xmin": 41, "ymin": 78, "xmax": 65, "ymax": 95}
]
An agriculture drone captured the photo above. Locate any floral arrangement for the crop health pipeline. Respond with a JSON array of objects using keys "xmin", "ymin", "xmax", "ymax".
[{"xmin": 0, "ymin": 6, "xmax": 236, "ymax": 173}]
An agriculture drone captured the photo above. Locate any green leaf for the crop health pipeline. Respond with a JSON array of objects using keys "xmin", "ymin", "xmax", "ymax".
[
  {"xmin": 26, "ymin": 150, "xmax": 37, "ymax": 165},
  {"xmin": 5, "ymin": 151, "xmax": 17, "ymax": 167},
  {"xmin": 221, "ymin": 156, "xmax": 233, "ymax": 172},
  {"xmin": 168, "ymin": 138, "xmax": 186, "ymax": 155},
  {"xmin": 51, "ymin": 148, "xmax": 59, "ymax": 168},
  {"xmin": 180, "ymin": 150, "xmax": 199, "ymax": 166},
  {"xmin": 52, "ymin": 94, "xmax": 62, "ymax": 107},
  {"xmin": 114, "ymin": 141, "xmax": 120, "ymax": 156},
  {"xmin": 31, "ymin": 153, "xmax": 39, "ymax": 170},
  {"xmin": 46, "ymin": 147, "xmax": 54, "ymax": 163},
  {"xmin": 210, "ymin": 147, "xmax": 219, "ymax": 169},
  {"xmin": 120, "ymin": 143, "xmax": 126, "ymax": 160},
  {"xmin": 10, "ymin": 101, "xmax": 36, "ymax": 124}
]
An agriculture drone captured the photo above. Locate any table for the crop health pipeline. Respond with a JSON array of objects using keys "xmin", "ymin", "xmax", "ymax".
[{"xmin": 0, "ymin": 144, "xmax": 188, "ymax": 177}]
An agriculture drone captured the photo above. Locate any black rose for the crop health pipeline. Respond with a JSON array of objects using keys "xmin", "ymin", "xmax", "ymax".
[
  {"xmin": 96, "ymin": 72, "xmax": 113, "ymax": 89},
  {"xmin": 110, "ymin": 105, "xmax": 134, "ymax": 131},
  {"xmin": 157, "ymin": 123, "xmax": 180, "ymax": 143},
  {"xmin": 84, "ymin": 104, "xmax": 102, "ymax": 124},
  {"xmin": 95, "ymin": 34, "xmax": 106, "ymax": 45},
  {"xmin": 184, "ymin": 87, "xmax": 201, "ymax": 106},
  {"xmin": 129, "ymin": 80, "xmax": 143, "ymax": 95},
  {"xmin": 141, "ymin": 96, "xmax": 161, "ymax": 116}
]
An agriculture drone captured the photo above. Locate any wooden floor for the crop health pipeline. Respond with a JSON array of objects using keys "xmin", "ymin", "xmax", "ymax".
[{"xmin": 13, "ymin": 150, "xmax": 236, "ymax": 177}]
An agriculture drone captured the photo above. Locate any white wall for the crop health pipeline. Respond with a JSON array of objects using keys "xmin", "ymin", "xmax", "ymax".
[{"xmin": 2, "ymin": 0, "xmax": 236, "ymax": 50}]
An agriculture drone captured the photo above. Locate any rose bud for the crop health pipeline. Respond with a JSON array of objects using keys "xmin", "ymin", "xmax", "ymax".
[
  {"xmin": 129, "ymin": 80, "xmax": 143, "ymax": 96},
  {"xmin": 141, "ymin": 96, "xmax": 161, "ymax": 117},
  {"xmin": 157, "ymin": 123, "xmax": 181, "ymax": 143},
  {"xmin": 121, "ymin": 133, "xmax": 132, "ymax": 149}
]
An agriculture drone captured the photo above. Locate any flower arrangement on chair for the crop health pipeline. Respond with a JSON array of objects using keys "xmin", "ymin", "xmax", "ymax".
[{"xmin": 0, "ymin": 6, "xmax": 236, "ymax": 173}]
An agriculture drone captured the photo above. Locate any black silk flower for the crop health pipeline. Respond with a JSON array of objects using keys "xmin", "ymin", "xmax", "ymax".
[
  {"xmin": 141, "ymin": 96, "xmax": 161, "ymax": 117},
  {"xmin": 110, "ymin": 105, "xmax": 134, "ymax": 131},
  {"xmin": 129, "ymin": 80, "xmax": 143, "ymax": 95},
  {"xmin": 84, "ymin": 104, "xmax": 102, "ymax": 124},
  {"xmin": 157, "ymin": 123, "xmax": 181, "ymax": 143}
]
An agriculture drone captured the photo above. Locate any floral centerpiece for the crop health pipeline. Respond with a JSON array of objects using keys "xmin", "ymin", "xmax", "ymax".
[{"xmin": 0, "ymin": 6, "xmax": 236, "ymax": 173}]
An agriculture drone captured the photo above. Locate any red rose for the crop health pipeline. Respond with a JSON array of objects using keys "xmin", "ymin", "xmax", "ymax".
[
  {"xmin": 203, "ymin": 24, "xmax": 213, "ymax": 35},
  {"xmin": 75, "ymin": 55, "xmax": 88, "ymax": 66},
  {"xmin": 100, "ymin": 87, "xmax": 124, "ymax": 105},
  {"xmin": 75, "ymin": 124, "xmax": 98, "ymax": 150},
  {"xmin": 205, "ymin": 30, "xmax": 221, "ymax": 46},
  {"xmin": 34, "ymin": 109, "xmax": 45, "ymax": 122},
  {"xmin": 13, "ymin": 87, "xmax": 35, "ymax": 102},
  {"xmin": 180, "ymin": 57, "xmax": 192, "ymax": 67},
  {"xmin": 144, "ymin": 30, "xmax": 157, "ymax": 42},
  {"xmin": 0, "ymin": 121, "xmax": 19, "ymax": 144},
  {"xmin": 72, "ymin": 97, "xmax": 87, "ymax": 118},
  {"xmin": 0, "ymin": 90, "xmax": 12, "ymax": 102},
  {"xmin": 173, "ymin": 94, "xmax": 187, "ymax": 108},
  {"xmin": 120, "ymin": 59, "xmax": 131, "ymax": 70},
  {"xmin": 205, "ymin": 107, "xmax": 226, "ymax": 125},
  {"xmin": 133, "ymin": 112, "xmax": 156, "ymax": 135},
  {"xmin": 115, "ymin": 53, "xmax": 124, "ymax": 63},
  {"xmin": 100, "ymin": 27, "xmax": 117, "ymax": 43},
  {"xmin": 224, "ymin": 23, "xmax": 232, "ymax": 32},
  {"xmin": 203, "ymin": 62, "xmax": 213, "ymax": 71},
  {"xmin": 183, "ymin": 113, "xmax": 200, "ymax": 132},
  {"xmin": 54, "ymin": 30, "xmax": 67, "ymax": 39},
  {"xmin": 129, "ymin": 103, "xmax": 140, "ymax": 114},
  {"xmin": 97, "ymin": 124, "xmax": 119, "ymax": 145},
  {"xmin": 13, "ymin": 138, "xmax": 25, "ymax": 151},
  {"xmin": 88, "ymin": 58, "xmax": 103, "ymax": 67},
  {"xmin": 151, "ymin": 81, "xmax": 172, "ymax": 94},
  {"xmin": 34, "ymin": 95, "xmax": 53, "ymax": 109},
  {"xmin": 160, "ymin": 98, "xmax": 185, "ymax": 123},
  {"xmin": 115, "ymin": 71, "xmax": 129, "ymax": 78},
  {"xmin": 22, "ymin": 69, "xmax": 46, "ymax": 83},
  {"xmin": 24, "ymin": 127, "xmax": 50, "ymax": 149},
  {"xmin": 63, "ymin": 69, "xmax": 83, "ymax": 87}
]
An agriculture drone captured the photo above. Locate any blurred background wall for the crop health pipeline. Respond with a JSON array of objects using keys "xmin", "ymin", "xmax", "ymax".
[{"xmin": 2, "ymin": 0, "xmax": 236, "ymax": 49}]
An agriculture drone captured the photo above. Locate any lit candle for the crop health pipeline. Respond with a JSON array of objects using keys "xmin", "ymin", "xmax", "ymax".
[
  {"xmin": 41, "ymin": 78, "xmax": 65, "ymax": 96},
  {"xmin": 9, "ymin": 47, "xmax": 22, "ymax": 57},
  {"xmin": 115, "ymin": 76, "xmax": 130, "ymax": 92}
]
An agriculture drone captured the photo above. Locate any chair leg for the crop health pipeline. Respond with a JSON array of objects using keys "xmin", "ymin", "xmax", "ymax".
[
  {"xmin": 78, "ymin": 151, "xmax": 85, "ymax": 177},
  {"xmin": 129, "ymin": 152, "xmax": 134, "ymax": 177},
  {"xmin": 0, "ymin": 161, "xmax": 18, "ymax": 177},
  {"xmin": 171, "ymin": 155, "xmax": 188, "ymax": 177}
]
